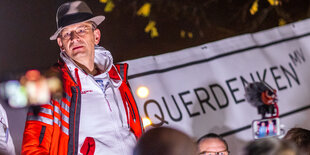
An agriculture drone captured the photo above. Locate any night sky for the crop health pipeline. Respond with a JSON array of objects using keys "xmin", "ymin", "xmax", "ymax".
[
  {"xmin": 1, "ymin": 0, "xmax": 308, "ymax": 79},
  {"xmin": 0, "ymin": 0, "xmax": 182, "ymax": 78},
  {"xmin": 1, "ymin": 1, "xmax": 59, "ymax": 76}
]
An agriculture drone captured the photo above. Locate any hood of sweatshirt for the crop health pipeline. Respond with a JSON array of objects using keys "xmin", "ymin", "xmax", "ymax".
[{"xmin": 60, "ymin": 45, "xmax": 122, "ymax": 89}]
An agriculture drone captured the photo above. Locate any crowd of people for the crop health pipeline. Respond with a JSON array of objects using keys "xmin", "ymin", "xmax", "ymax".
[
  {"xmin": 0, "ymin": 1, "xmax": 309, "ymax": 155},
  {"xmin": 135, "ymin": 127, "xmax": 310, "ymax": 155}
]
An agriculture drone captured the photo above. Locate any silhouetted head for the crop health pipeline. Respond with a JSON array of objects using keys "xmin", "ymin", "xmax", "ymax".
[
  {"xmin": 244, "ymin": 138, "xmax": 298, "ymax": 155},
  {"xmin": 133, "ymin": 127, "xmax": 198, "ymax": 155},
  {"xmin": 283, "ymin": 127, "xmax": 310, "ymax": 154}
]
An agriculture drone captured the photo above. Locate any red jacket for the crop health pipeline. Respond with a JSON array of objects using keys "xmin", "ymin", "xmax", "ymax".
[{"xmin": 22, "ymin": 60, "xmax": 144, "ymax": 155}]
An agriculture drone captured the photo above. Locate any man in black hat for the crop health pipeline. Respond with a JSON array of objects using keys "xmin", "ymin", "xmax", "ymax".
[{"xmin": 22, "ymin": 1, "xmax": 143, "ymax": 155}]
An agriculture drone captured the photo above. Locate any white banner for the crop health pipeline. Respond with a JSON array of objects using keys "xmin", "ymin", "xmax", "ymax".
[{"xmin": 126, "ymin": 18, "xmax": 310, "ymax": 154}]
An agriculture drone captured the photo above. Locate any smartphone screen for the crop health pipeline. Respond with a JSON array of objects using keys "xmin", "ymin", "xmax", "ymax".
[{"xmin": 252, "ymin": 118, "xmax": 280, "ymax": 139}]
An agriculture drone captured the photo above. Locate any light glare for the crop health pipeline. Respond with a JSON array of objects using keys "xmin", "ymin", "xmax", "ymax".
[
  {"xmin": 137, "ymin": 86, "xmax": 149, "ymax": 98},
  {"xmin": 142, "ymin": 117, "xmax": 152, "ymax": 128}
]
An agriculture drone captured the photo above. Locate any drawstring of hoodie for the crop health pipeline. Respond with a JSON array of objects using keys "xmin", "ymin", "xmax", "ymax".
[
  {"xmin": 108, "ymin": 75, "xmax": 125, "ymax": 127},
  {"xmin": 75, "ymin": 68, "xmax": 82, "ymax": 90}
]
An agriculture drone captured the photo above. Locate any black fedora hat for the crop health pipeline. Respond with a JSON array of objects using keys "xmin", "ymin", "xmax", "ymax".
[{"xmin": 50, "ymin": 1, "xmax": 105, "ymax": 40}]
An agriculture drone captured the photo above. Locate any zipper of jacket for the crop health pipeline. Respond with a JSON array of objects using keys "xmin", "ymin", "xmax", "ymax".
[
  {"xmin": 124, "ymin": 92, "xmax": 136, "ymax": 122},
  {"xmin": 72, "ymin": 86, "xmax": 79, "ymax": 155},
  {"xmin": 88, "ymin": 74, "xmax": 113, "ymax": 112}
]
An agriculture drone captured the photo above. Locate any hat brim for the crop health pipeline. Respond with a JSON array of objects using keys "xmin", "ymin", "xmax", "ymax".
[{"xmin": 49, "ymin": 15, "xmax": 105, "ymax": 40}]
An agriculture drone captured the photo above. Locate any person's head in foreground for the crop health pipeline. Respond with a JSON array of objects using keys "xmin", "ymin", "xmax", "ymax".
[
  {"xmin": 243, "ymin": 138, "xmax": 299, "ymax": 155},
  {"xmin": 197, "ymin": 133, "xmax": 229, "ymax": 155},
  {"xmin": 133, "ymin": 127, "xmax": 198, "ymax": 155},
  {"xmin": 283, "ymin": 127, "xmax": 310, "ymax": 154}
]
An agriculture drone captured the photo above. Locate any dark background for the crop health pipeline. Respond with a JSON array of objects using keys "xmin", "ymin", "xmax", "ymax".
[{"xmin": 0, "ymin": 0, "xmax": 309, "ymax": 77}]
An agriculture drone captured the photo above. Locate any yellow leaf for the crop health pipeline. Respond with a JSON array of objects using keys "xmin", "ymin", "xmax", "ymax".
[
  {"xmin": 267, "ymin": 0, "xmax": 280, "ymax": 6},
  {"xmin": 145, "ymin": 21, "xmax": 156, "ymax": 33},
  {"xmin": 188, "ymin": 32, "xmax": 193, "ymax": 39},
  {"xmin": 137, "ymin": 3, "xmax": 151, "ymax": 17},
  {"xmin": 104, "ymin": 0, "xmax": 115, "ymax": 12},
  {"xmin": 99, "ymin": 0, "xmax": 108, "ymax": 3},
  {"xmin": 180, "ymin": 30, "xmax": 186, "ymax": 38},
  {"xmin": 278, "ymin": 18, "xmax": 286, "ymax": 26},
  {"xmin": 250, "ymin": 0, "xmax": 259, "ymax": 15},
  {"xmin": 150, "ymin": 27, "xmax": 159, "ymax": 38},
  {"xmin": 144, "ymin": 21, "xmax": 158, "ymax": 38}
]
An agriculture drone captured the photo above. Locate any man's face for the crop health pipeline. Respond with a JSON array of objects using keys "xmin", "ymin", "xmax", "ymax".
[
  {"xmin": 198, "ymin": 138, "xmax": 228, "ymax": 155},
  {"xmin": 57, "ymin": 22, "xmax": 100, "ymax": 64}
]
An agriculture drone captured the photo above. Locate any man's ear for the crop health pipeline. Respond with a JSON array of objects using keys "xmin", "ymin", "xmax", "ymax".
[
  {"xmin": 57, "ymin": 38, "xmax": 65, "ymax": 51},
  {"xmin": 94, "ymin": 29, "xmax": 101, "ymax": 45}
]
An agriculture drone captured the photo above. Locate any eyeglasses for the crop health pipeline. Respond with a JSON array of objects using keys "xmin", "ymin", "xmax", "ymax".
[
  {"xmin": 199, "ymin": 150, "xmax": 229, "ymax": 155},
  {"xmin": 59, "ymin": 25, "xmax": 93, "ymax": 40}
]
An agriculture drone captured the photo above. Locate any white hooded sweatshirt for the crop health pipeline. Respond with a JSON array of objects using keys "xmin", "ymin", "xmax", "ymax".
[{"xmin": 60, "ymin": 46, "xmax": 136, "ymax": 155}]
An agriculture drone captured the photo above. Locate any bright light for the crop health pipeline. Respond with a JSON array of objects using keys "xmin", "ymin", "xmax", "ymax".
[
  {"xmin": 137, "ymin": 86, "xmax": 149, "ymax": 98},
  {"xmin": 4, "ymin": 80, "xmax": 28, "ymax": 108},
  {"xmin": 142, "ymin": 117, "xmax": 152, "ymax": 128}
]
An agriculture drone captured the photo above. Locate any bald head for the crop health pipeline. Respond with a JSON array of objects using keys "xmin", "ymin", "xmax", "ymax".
[
  {"xmin": 197, "ymin": 133, "xmax": 229, "ymax": 155},
  {"xmin": 133, "ymin": 127, "xmax": 198, "ymax": 155},
  {"xmin": 198, "ymin": 138, "xmax": 227, "ymax": 153}
]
